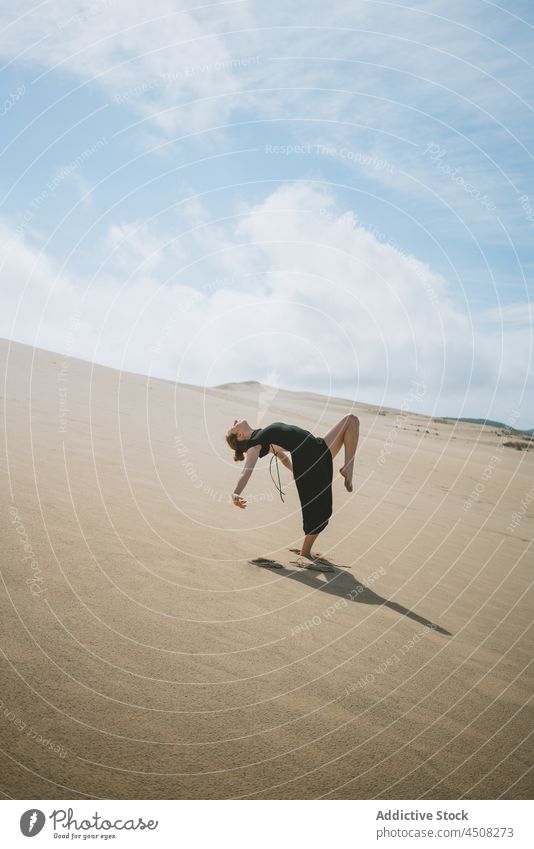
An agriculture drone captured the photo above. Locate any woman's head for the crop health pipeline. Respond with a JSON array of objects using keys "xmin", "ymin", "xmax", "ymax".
[{"xmin": 225, "ymin": 419, "xmax": 252, "ymax": 462}]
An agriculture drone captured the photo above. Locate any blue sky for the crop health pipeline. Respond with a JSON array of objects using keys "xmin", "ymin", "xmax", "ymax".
[{"xmin": 0, "ymin": 0, "xmax": 532, "ymax": 426}]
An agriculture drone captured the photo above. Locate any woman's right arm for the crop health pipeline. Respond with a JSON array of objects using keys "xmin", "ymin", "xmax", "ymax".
[{"xmin": 232, "ymin": 445, "xmax": 261, "ymax": 507}]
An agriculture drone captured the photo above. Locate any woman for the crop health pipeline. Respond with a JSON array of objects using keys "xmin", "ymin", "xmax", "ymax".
[{"xmin": 226, "ymin": 416, "xmax": 360, "ymax": 561}]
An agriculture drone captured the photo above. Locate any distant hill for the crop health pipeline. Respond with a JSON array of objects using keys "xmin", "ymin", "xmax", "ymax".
[{"xmin": 440, "ymin": 417, "xmax": 533, "ymax": 436}]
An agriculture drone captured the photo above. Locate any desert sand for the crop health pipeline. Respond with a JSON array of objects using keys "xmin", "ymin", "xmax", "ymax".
[{"xmin": 0, "ymin": 337, "xmax": 532, "ymax": 799}]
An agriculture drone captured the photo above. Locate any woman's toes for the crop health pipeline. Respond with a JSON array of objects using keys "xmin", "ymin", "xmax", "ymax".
[{"xmin": 340, "ymin": 467, "xmax": 353, "ymax": 491}]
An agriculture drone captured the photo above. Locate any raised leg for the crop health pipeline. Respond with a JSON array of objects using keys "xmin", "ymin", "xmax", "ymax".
[{"xmin": 322, "ymin": 414, "xmax": 360, "ymax": 491}]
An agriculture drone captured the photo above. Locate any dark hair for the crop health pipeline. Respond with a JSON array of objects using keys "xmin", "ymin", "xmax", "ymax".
[{"xmin": 226, "ymin": 430, "xmax": 248, "ymax": 462}]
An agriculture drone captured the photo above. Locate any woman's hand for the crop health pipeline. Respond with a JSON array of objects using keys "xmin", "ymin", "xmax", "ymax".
[{"xmin": 232, "ymin": 493, "xmax": 247, "ymax": 509}]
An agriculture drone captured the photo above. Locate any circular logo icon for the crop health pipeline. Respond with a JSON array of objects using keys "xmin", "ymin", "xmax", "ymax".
[{"xmin": 20, "ymin": 810, "xmax": 46, "ymax": 837}]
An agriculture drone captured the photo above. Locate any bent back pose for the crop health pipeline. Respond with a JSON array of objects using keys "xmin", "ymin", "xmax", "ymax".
[{"xmin": 226, "ymin": 416, "xmax": 360, "ymax": 560}]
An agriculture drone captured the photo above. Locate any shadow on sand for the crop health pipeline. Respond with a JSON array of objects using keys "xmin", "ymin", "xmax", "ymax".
[{"xmin": 252, "ymin": 557, "xmax": 451, "ymax": 636}]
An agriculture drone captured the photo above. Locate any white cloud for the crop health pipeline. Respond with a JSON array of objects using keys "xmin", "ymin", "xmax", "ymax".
[
  {"xmin": 479, "ymin": 301, "xmax": 534, "ymax": 327},
  {"xmin": 105, "ymin": 219, "xmax": 185, "ymax": 273},
  {"xmin": 3, "ymin": 1, "xmax": 530, "ymax": 143},
  {"xmin": 0, "ymin": 0, "xmax": 254, "ymax": 132},
  {"xmin": 1, "ymin": 182, "xmax": 531, "ymax": 426},
  {"xmin": 2, "ymin": 0, "xmax": 532, "ymax": 236}
]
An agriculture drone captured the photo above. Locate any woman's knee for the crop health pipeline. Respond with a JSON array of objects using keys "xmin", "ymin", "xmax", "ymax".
[{"xmin": 346, "ymin": 413, "xmax": 359, "ymax": 429}]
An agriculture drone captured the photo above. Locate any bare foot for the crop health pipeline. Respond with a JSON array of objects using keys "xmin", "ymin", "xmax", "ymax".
[
  {"xmin": 291, "ymin": 555, "xmax": 334, "ymax": 572},
  {"xmin": 339, "ymin": 465, "xmax": 353, "ymax": 492},
  {"xmin": 300, "ymin": 552, "xmax": 334, "ymax": 566},
  {"xmin": 289, "ymin": 548, "xmax": 322, "ymax": 558}
]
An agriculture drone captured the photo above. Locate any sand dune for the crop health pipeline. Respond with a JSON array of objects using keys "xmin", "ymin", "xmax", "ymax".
[{"xmin": 1, "ymin": 338, "xmax": 532, "ymax": 799}]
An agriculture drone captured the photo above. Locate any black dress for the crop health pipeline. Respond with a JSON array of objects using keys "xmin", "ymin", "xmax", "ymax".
[{"xmin": 246, "ymin": 422, "xmax": 333, "ymax": 535}]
